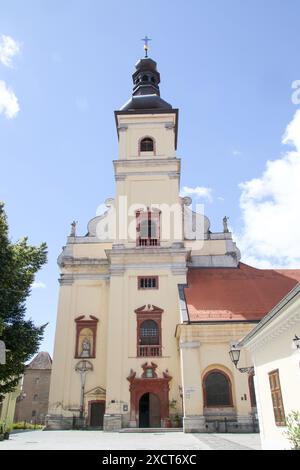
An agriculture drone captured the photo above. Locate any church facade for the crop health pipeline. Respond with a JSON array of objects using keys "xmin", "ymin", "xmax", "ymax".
[{"xmin": 47, "ymin": 53, "xmax": 300, "ymax": 432}]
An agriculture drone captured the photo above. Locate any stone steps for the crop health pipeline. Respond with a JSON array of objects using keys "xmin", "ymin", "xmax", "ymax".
[{"xmin": 119, "ymin": 428, "xmax": 183, "ymax": 433}]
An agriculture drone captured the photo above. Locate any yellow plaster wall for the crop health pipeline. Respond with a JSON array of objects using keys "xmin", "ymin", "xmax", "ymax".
[
  {"xmin": 48, "ymin": 280, "xmax": 109, "ymax": 416},
  {"xmin": 117, "ymin": 114, "xmax": 177, "ymax": 159},
  {"xmin": 105, "ymin": 268, "xmax": 186, "ymax": 419},
  {"xmin": 179, "ymin": 324, "xmax": 255, "ymax": 419}
]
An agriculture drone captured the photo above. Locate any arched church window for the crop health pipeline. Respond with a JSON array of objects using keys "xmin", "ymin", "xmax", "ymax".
[
  {"xmin": 151, "ymin": 76, "xmax": 156, "ymax": 84},
  {"xmin": 135, "ymin": 305, "xmax": 163, "ymax": 357},
  {"xmin": 142, "ymin": 74, "xmax": 149, "ymax": 82},
  {"xmin": 140, "ymin": 320, "xmax": 159, "ymax": 345},
  {"xmin": 140, "ymin": 137, "xmax": 154, "ymax": 152},
  {"xmin": 203, "ymin": 370, "xmax": 233, "ymax": 407}
]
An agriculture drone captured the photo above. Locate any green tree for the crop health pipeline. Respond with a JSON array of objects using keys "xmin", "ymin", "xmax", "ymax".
[
  {"xmin": 0, "ymin": 202, "xmax": 47, "ymax": 400},
  {"xmin": 285, "ymin": 411, "xmax": 300, "ymax": 450}
]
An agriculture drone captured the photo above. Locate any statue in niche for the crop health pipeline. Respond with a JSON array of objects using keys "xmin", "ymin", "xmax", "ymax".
[
  {"xmin": 80, "ymin": 337, "xmax": 91, "ymax": 357},
  {"xmin": 223, "ymin": 216, "xmax": 229, "ymax": 233}
]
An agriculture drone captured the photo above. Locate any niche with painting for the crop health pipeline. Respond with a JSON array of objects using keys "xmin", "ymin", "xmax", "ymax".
[{"xmin": 75, "ymin": 315, "xmax": 98, "ymax": 359}]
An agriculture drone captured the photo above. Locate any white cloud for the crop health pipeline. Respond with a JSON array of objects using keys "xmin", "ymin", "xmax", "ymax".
[
  {"xmin": 180, "ymin": 186, "xmax": 213, "ymax": 202},
  {"xmin": 233, "ymin": 149, "xmax": 242, "ymax": 156},
  {"xmin": 237, "ymin": 110, "xmax": 300, "ymax": 268},
  {"xmin": 0, "ymin": 80, "xmax": 19, "ymax": 118},
  {"xmin": 32, "ymin": 281, "xmax": 46, "ymax": 289},
  {"xmin": 0, "ymin": 34, "xmax": 20, "ymax": 67}
]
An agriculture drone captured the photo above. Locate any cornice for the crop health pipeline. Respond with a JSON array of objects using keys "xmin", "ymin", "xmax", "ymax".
[
  {"xmin": 105, "ymin": 246, "xmax": 190, "ymax": 267},
  {"xmin": 176, "ymin": 322, "xmax": 255, "ymax": 343},
  {"xmin": 58, "ymin": 256, "xmax": 109, "ymax": 268},
  {"xmin": 59, "ymin": 273, "xmax": 110, "ymax": 285},
  {"xmin": 244, "ymin": 309, "xmax": 300, "ymax": 354},
  {"xmin": 180, "ymin": 341, "xmax": 200, "ymax": 349},
  {"xmin": 113, "ymin": 158, "xmax": 181, "ymax": 170},
  {"xmin": 114, "ymin": 170, "xmax": 180, "ymax": 181}
]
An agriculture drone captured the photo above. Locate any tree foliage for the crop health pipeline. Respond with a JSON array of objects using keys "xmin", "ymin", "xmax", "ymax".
[
  {"xmin": 285, "ymin": 411, "xmax": 300, "ymax": 450},
  {"xmin": 0, "ymin": 202, "xmax": 47, "ymax": 399}
]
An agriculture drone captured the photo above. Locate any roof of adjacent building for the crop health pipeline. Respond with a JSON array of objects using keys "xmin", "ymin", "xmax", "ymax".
[
  {"xmin": 26, "ymin": 351, "xmax": 52, "ymax": 370},
  {"xmin": 238, "ymin": 282, "xmax": 300, "ymax": 347},
  {"xmin": 184, "ymin": 262, "xmax": 300, "ymax": 322}
]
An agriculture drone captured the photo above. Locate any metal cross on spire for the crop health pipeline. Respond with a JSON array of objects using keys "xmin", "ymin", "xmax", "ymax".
[{"xmin": 141, "ymin": 36, "xmax": 152, "ymax": 57}]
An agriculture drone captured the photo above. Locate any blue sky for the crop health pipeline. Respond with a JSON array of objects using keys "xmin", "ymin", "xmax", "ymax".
[{"xmin": 1, "ymin": 0, "xmax": 300, "ymax": 355}]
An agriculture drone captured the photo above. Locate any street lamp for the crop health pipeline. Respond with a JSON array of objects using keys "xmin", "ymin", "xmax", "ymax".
[
  {"xmin": 293, "ymin": 335, "xmax": 300, "ymax": 349},
  {"xmin": 229, "ymin": 346, "xmax": 254, "ymax": 374},
  {"xmin": 229, "ymin": 347, "xmax": 240, "ymax": 368}
]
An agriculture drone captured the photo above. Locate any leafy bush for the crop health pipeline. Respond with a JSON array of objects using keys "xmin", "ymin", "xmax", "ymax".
[
  {"xmin": 0, "ymin": 420, "xmax": 12, "ymax": 434},
  {"xmin": 284, "ymin": 411, "xmax": 300, "ymax": 450},
  {"xmin": 12, "ymin": 422, "xmax": 44, "ymax": 430}
]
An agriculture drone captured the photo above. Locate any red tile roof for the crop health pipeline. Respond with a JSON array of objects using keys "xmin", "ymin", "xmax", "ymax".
[{"xmin": 184, "ymin": 263, "xmax": 300, "ymax": 322}]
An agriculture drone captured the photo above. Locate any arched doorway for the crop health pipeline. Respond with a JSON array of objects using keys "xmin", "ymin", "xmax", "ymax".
[{"xmin": 139, "ymin": 393, "xmax": 161, "ymax": 428}]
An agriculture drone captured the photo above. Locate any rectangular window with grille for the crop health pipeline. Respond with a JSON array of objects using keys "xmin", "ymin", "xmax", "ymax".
[
  {"xmin": 268, "ymin": 369, "xmax": 286, "ymax": 426},
  {"xmin": 138, "ymin": 276, "xmax": 158, "ymax": 289}
]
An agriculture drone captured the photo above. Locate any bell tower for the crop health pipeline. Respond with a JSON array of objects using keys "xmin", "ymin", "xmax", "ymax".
[
  {"xmin": 103, "ymin": 48, "xmax": 188, "ymax": 431},
  {"xmin": 113, "ymin": 52, "xmax": 181, "ymax": 246}
]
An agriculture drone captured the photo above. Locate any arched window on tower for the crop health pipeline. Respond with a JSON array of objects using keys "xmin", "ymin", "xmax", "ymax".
[
  {"xmin": 140, "ymin": 320, "xmax": 159, "ymax": 345},
  {"xmin": 140, "ymin": 137, "xmax": 154, "ymax": 153},
  {"xmin": 136, "ymin": 209, "xmax": 160, "ymax": 246},
  {"xmin": 203, "ymin": 370, "xmax": 233, "ymax": 407},
  {"xmin": 135, "ymin": 305, "xmax": 163, "ymax": 358}
]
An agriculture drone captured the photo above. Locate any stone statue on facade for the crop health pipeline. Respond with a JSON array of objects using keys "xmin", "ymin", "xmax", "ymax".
[
  {"xmin": 223, "ymin": 216, "xmax": 229, "ymax": 233},
  {"xmin": 70, "ymin": 220, "xmax": 77, "ymax": 237}
]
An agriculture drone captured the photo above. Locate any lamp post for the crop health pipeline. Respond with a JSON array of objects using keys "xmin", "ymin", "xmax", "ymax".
[
  {"xmin": 75, "ymin": 360, "xmax": 93, "ymax": 422},
  {"xmin": 229, "ymin": 346, "xmax": 254, "ymax": 374}
]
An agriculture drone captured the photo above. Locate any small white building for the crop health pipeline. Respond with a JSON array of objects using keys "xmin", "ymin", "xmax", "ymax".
[{"xmin": 239, "ymin": 284, "xmax": 300, "ymax": 450}]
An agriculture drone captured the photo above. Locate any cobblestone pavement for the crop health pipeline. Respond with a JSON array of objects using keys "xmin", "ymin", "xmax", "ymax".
[
  {"xmin": 192, "ymin": 433, "xmax": 261, "ymax": 450},
  {"xmin": 0, "ymin": 430, "xmax": 261, "ymax": 450}
]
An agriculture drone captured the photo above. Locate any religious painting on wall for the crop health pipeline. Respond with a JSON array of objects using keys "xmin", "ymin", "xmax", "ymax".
[
  {"xmin": 74, "ymin": 315, "xmax": 98, "ymax": 358},
  {"xmin": 78, "ymin": 328, "xmax": 93, "ymax": 358}
]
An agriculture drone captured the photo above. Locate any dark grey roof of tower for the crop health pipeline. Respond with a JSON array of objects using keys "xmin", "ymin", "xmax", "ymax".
[
  {"xmin": 26, "ymin": 351, "xmax": 52, "ymax": 369},
  {"xmin": 120, "ymin": 94, "xmax": 172, "ymax": 111},
  {"xmin": 119, "ymin": 56, "xmax": 172, "ymax": 111}
]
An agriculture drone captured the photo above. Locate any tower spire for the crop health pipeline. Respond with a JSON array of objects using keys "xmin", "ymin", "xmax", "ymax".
[
  {"xmin": 118, "ymin": 42, "xmax": 173, "ymax": 111},
  {"xmin": 141, "ymin": 36, "xmax": 152, "ymax": 58}
]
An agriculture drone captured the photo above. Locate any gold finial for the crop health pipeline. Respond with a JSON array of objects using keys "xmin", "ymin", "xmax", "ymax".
[{"xmin": 141, "ymin": 36, "xmax": 152, "ymax": 58}]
